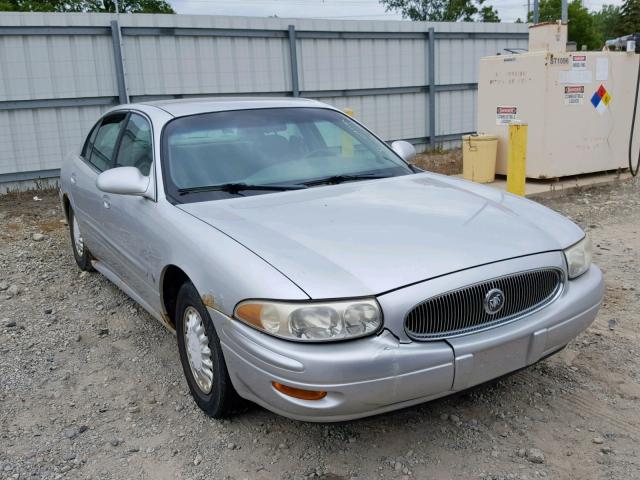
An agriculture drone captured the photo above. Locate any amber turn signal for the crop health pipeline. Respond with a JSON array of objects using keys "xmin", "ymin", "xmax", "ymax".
[
  {"xmin": 235, "ymin": 303, "xmax": 263, "ymax": 328},
  {"xmin": 272, "ymin": 382, "xmax": 327, "ymax": 400}
]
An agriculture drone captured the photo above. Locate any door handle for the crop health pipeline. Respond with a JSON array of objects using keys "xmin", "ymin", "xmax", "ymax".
[
  {"xmin": 70, "ymin": 173, "xmax": 77, "ymax": 185},
  {"xmin": 102, "ymin": 195, "xmax": 111, "ymax": 209}
]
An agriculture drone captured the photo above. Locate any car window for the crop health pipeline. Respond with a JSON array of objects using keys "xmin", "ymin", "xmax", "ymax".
[
  {"xmin": 163, "ymin": 107, "xmax": 411, "ymax": 200},
  {"xmin": 114, "ymin": 113, "xmax": 153, "ymax": 176},
  {"xmin": 315, "ymin": 120, "xmax": 361, "ymax": 150},
  {"xmin": 88, "ymin": 113, "xmax": 127, "ymax": 172},
  {"xmin": 81, "ymin": 122, "xmax": 100, "ymax": 159}
]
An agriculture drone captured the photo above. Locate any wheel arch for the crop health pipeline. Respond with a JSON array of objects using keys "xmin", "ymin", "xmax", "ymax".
[
  {"xmin": 61, "ymin": 193, "xmax": 71, "ymax": 221},
  {"xmin": 160, "ymin": 264, "xmax": 191, "ymax": 329}
]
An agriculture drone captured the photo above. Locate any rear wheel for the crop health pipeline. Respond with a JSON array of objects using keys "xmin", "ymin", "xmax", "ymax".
[
  {"xmin": 176, "ymin": 281, "xmax": 236, "ymax": 418},
  {"xmin": 68, "ymin": 208, "xmax": 94, "ymax": 271}
]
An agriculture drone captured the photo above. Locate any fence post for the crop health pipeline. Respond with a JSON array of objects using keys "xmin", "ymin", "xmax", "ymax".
[
  {"xmin": 427, "ymin": 27, "xmax": 436, "ymax": 148},
  {"xmin": 288, "ymin": 25, "xmax": 300, "ymax": 97},
  {"xmin": 110, "ymin": 19, "xmax": 129, "ymax": 104}
]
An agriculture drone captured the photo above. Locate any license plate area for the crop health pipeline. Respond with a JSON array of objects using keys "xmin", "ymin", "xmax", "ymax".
[{"xmin": 451, "ymin": 331, "xmax": 547, "ymax": 391}]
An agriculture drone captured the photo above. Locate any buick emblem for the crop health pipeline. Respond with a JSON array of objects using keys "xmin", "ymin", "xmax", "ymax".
[{"xmin": 484, "ymin": 288, "xmax": 505, "ymax": 315}]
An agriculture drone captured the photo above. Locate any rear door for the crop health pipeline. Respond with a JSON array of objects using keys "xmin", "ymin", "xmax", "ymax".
[{"xmin": 68, "ymin": 112, "xmax": 127, "ymax": 264}]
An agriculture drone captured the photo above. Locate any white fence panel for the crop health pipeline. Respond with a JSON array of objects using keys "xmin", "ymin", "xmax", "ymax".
[
  {"xmin": 0, "ymin": 34, "xmax": 116, "ymax": 101},
  {"xmin": 0, "ymin": 105, "xmax": 108, "ymax": 175},
  {"xmin": 298, "ymin": 38, "xmax": 427, "ymax": 91},
  {"xmin": 123, "ymin": 35, "xmax": 291, "ymax": 96}
]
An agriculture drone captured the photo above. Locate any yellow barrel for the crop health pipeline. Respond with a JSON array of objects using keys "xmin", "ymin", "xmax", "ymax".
[{"xmin": 462, "ymin": 134, "xmax": 498, "ymax": 183}]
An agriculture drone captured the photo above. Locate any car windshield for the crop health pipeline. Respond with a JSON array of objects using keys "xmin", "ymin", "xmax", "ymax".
[{"xmin": 162, "ymin": 107, "xmax": 413, "ymax": 201}]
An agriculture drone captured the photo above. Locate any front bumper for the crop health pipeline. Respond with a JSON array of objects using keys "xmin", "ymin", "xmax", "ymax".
[{"xmin": 210, "ymin": 263, "xmax": 603, "ymax": 422}]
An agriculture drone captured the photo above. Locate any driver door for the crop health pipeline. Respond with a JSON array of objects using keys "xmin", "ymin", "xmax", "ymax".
[{"xmin": 99, "ymin": 112, "xmax": 159, "ymax": 305}]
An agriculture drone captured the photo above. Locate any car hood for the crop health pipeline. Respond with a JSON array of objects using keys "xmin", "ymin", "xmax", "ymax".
[{"xmin": 178, "ymin": 173, "xmax": 583, "ymax": 298}]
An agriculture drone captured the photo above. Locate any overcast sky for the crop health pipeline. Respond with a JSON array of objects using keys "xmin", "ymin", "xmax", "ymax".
[{"xmin": 169, "ymin": 0, "xmax": 622, "ymax": 23}]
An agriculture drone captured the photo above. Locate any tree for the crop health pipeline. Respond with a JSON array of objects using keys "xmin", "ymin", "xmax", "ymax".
[
  {"xmin": 479, "ymin": 2, "xmax": 500, "ymax": 22},
  {"xmin": 0, "ymin": 0, "xmax": 174, "ymax": 13},
  {"xmin": 85, "ymin": 0, "xmax": 174, "ymax": 13},
  {"xmin": 591, "ymin": 5, "xmax": 622, "ymax": 44},
  {"xmin": 0, "ymin": 0, "xmax": 61, "ymax": 10},
  {"xmin": 528, "ymin": 0, "xmax": 600, "ymax": 49},
  {"xmin": 619, "ymin": 0, "xmax": 640, "ymax": 34},
  {"xmin": 379, "ymin": 0, "xmax": 500, "ymax": 22}
]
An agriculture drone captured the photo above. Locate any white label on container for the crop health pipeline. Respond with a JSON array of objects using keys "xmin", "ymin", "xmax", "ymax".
[
  {"xmin": 496, "ymin": 106, "xmax": 518, "ymax": 125},
  {"xmin": 572, "ymin": 55, "xmax": 587, "ymax": 70},
  {"xmin": 564, "ymin": 85, "xmax": 585, "ymax": 105},
  {"xmin": 596, "ymin": 58, "xmax": 609, "ymax": 81},
  {"xmin": 559, "ymin": 70, "xmax": 593, "ymax": 84}
]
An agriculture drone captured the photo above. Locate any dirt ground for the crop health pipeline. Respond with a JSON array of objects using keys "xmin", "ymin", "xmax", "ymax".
[{"xmin": 1, "ymin": 177, "xmax": 639, "ymax": 480}]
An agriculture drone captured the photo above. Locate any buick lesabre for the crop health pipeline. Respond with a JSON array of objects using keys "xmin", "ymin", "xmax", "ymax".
[{"xmin": 59, "ymin": 98, "xmax": 603, "ymax": 421}]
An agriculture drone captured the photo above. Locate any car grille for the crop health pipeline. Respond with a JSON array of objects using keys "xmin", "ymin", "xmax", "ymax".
[{"xmin": 404, "ymin": 268, "xmax": 564, "ymax": 341}]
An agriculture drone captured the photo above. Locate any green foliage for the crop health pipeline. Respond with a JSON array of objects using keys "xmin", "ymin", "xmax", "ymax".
[
  {"xmin": 619, "ymin": 0, "xmax": 640, "ymax": 34},
  {"xmin": 591, "ymin": 5, "xmax": 622, "ymax": 44},
  {"xmin": 89, "ymin": 0, "xmax": 174, "ymax": 13},
  {"xmin": 0, "ymin": 0, "xmax": 174, "ymax": 13},
  {"xmin": 528, "ymin": 0, "xmax": 600, "ymax": 49},
  {"xmin": 379, "ymin": 0, "xmax": 500, "ymax": 22},
  {"xmin": 478, "ymin": 1, "xmax": 500, "ymax": 22},
  {"xmin": 0, "ymin": 0, "xmax": 59, "ymax": 10}
]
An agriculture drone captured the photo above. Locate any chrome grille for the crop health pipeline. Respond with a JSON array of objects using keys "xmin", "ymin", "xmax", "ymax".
[{"xmin": 404, "ymin": 268, "xmax": 564, "ymax": 341}]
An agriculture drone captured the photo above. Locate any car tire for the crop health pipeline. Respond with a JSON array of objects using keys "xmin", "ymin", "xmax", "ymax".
[
  {"xmin": 68, "ymin": 208, "xmax": 94, "ymax": 272},
  {"xmin": 176, "ymin": 281, "xmax": 236, "ymax": 418}
]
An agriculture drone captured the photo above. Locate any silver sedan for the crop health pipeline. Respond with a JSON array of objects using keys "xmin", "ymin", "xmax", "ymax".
[{"xmin": 59, "ymin": 98, "xmax": 603, "ymax": 422}]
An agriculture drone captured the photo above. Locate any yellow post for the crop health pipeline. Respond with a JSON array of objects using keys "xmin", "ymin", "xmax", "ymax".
[
  {"xmin": 342, "ymin": 108, "xmax": 354, "ymax": 157},
  {"xmin": 507, "ymin": 123, "xmax": 527, "ymax": 196}
]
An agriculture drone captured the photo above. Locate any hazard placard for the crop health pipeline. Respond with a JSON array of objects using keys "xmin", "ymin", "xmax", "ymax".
[
  {"xmin": 564, "ymin": 85, "xmax": 585, "ymax": 105},
  {"xmin": 572, "ymin": 55, "xmax": 587, "ymax": 70},
  {"xmin": 591, "ymin": 84, "xmax": 612, "ymax": 114},
  {"xmin": 496, "ymin": 106, "xmax": 518, "ymax": 125}
]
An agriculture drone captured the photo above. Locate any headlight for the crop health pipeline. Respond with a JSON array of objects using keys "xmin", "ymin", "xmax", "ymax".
[
  {"xmin": 564, "ymin": 235, "xmax": 593, "ymax": 279},
  {"xmin": 233, "ymin": 299, "xmax": 382, "ymax": 342}
]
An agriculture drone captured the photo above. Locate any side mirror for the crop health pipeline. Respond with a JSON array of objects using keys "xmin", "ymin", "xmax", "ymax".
[
  {"xmin": 391, "ymin": 140, "xmax": 416, "ymax": 162},
  {"xmin": 97, "ymin": 166, "xmax": 149, "ymax": 196}
]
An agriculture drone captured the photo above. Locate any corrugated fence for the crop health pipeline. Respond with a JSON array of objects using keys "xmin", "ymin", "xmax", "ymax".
[{"xmin": 0, "ymin": 13, "xmax": 528, "ymax": 184}]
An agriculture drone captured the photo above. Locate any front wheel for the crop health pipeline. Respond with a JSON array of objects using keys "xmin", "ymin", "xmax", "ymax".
[{"xmin": 176, "ymin": 282, "xmax": 236, "ymax": 418}]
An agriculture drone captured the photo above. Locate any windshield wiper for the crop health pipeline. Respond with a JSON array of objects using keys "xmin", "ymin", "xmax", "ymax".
[
  {"xmin": 302, "ymin": 173, "xmax": 390, "ymax": 187},
  {"xmin": 178, "ymin": 183, "xmax": 308, "ymax": 195}
]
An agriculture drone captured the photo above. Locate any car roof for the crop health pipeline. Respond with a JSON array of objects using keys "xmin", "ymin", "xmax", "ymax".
[{"xmin": 140, "ymin": 96, "xmax": 329, "ymax": 117}]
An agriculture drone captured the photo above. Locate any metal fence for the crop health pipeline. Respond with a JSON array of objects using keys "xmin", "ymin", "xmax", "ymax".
[{"xmin": 0, "ymin": 13, "xmax": 528, "ymax": 184}]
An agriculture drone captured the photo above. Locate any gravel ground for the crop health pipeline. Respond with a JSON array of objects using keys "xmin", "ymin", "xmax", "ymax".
[
  {"xmin": 411, "ymin": 149, "xmax": 462, "ymax": 176},
  {"xmin": 1, "ymin": 178, "xmax": 639, "ymax": 480}
]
